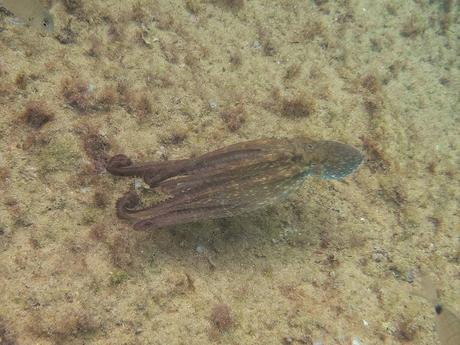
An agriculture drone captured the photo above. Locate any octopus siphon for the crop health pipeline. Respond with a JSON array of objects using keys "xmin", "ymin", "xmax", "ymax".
[{"xmin": 107, "ymin": 137, "xmax": 363, "ymax": 230}]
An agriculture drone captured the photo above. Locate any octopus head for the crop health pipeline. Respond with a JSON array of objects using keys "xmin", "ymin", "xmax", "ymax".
[{"xmin": 304, "ymin": 140, "xmax": 363, "ymax": 180}]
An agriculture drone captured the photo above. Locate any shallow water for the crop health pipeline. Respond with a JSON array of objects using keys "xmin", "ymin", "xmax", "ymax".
[{"xmin": 0, "ymin": 1, "xmax": 458, "ymax": 344}]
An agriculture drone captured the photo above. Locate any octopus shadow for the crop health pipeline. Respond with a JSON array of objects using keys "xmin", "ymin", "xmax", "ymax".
[{"xmin": 117, "ymin": 201, "xmax": 324, "ymax": 274}]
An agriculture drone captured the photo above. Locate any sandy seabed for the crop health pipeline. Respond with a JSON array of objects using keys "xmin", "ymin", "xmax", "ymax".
[{"xmin": 0, "ymin": 1, "xmax": 458, "ymax": 344}]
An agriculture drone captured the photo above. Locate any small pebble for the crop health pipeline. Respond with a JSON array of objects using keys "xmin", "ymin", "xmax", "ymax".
[
  {"xmin": 372, "ymin": 247, "xmax": 389, "ymax": 262},
  {"xmin": 208, "ymin": 100, "xmax": 218, "ymax": 110},
  {"xmin": 406, "ymin": 270, "xmax": 415, "ymax": 283},
  {"xmin": 253, "ymin": 40, "xmax": 262, "ymax": 49},
  {"xmin": 372, "ymin": 253, "xmax": 384, "ymax": 262},
  {"xmin": 283, "ymin": 336, "xmax": 293, "ymax": 344},
  {"xmin": 196, "ymin": 244, "xmax": 206, "ymax": 254},
  {"xmin": 133, "ymin": 178, "xmax": 144, "ymax": 190},
  {"xmin": 352, "ymin": 337, "xmax": 361, "ymax": 345}
]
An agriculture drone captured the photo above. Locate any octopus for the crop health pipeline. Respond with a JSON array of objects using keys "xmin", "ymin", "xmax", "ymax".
[{"xmin": 107, "ymin": 137, "xmax": 363, "ymax": 230}]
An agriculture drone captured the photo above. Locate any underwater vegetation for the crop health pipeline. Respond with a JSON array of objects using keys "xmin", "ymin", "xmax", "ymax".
[
  {"xmin": 0, "ymin": 318, "xmax": 17, "ymax": 345},
  {"xmin": 107, "ymin": 137, "xmax": 363, "ymax": 230},
  {"xmin": 208, "ymin": 303, "xmax": 233, "ymax": 339},
  {"xmin": 20, "ymin": 101, "xmax": 54, "ymax": 129}
]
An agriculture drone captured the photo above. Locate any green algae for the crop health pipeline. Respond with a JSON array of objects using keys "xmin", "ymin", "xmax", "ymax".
[
  {"xmin": 109, "ymin": 270, "xmax": 130, "ymax": 286},
  {"xmin": 37, "ymin": 133, "xmax": 82, "ymax": 174}
]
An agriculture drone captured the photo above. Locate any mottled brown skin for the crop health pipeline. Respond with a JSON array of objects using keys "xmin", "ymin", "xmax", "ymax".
[{"xmin": 107, "ymin": 137, "xmax": 363, "ymax": 230}]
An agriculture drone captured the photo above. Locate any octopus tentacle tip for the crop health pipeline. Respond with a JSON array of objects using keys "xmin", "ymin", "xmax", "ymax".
[
  {"xmin": 107, "ymin": 154, "xmax": 132, "ymax": 171},
  {"xmin": 116, "ymin": 191, "xmax": 140, "ymax": 219}
]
